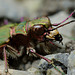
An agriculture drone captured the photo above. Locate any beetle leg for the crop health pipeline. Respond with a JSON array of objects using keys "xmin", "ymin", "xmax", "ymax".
[
  {"xmin": 40, "ymin": 39, "xmax": 62, "ymax": 49},
  {"xmin": 49, "ymin": 41, "xmax": 61, "ymax": 48},
  {"xmin": 3, "ymin": 47, "xmax": 11, "ymax": 75},
  {"xmin": 26, "ymin": 47, "xmax": 36, "ymax": 57},
  {"xmin": 42, "ymin": 40, "xmax": 62, "ymax": 49},
  {"xmin": 0, "ymin": 44, "xmax": 7, "ymax": 48},
  {"xmin": 30, "ymin": 49, "xmax": 52, "ymax": 62},
  {"xmin": 6, "ymin": 45, "xmax": 24, "ymax": 57}
]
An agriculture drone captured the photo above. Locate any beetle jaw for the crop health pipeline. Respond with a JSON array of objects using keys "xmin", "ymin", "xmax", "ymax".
[{"xmin": 45, "ymin": 33, "xmax": 63, "ymax": 43}]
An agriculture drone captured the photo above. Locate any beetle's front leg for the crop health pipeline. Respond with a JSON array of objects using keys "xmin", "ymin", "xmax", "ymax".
[{"xmin": 26, "ymin": 47, "xmax": 36, "ymax": 57}]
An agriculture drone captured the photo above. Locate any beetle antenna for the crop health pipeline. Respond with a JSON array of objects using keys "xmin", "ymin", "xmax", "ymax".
[
  {"xmin": 48, "ymin": 20, "xmax": 75, "ymax": 31},
  {"xmin": 52, "ymin": 10, "xmax": 75, "ymax": 26},
  {"xmin": 53, "ymin": 20, "xmax": 75, "ymax": 30}
]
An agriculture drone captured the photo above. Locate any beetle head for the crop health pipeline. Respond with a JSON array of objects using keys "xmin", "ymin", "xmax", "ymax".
[
  {"xmin": 45, "ymin": 28, "xmax": 63, "ymax": 42},
  {"xmin": 28, "ymin": 24, "xmax": 63, "ymax": 43}
]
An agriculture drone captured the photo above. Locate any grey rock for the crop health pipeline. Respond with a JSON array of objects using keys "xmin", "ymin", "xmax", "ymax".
[
  {"xmin": 0, "ymin": 60, "xmax": 5, "ymax": 70},
  {"xmin": 38, "ymin": 53, "xmax": 69, "ymax": 75},
  {"xmin": 71, "ymin": 25, "xmax": 75, "ymax": 38},
  {"xmin": 27, "ymin": 67, "xmax": 42, "ymax": 75},
  {"xmin": 39, "ymin": 53, "xmax": 69, "ymax": 67},
  {"xmin": 0, "ymin": 60, "xmax": 34, "ymax": 75},
  {"xmin": 65, "ymin": 41, "xmax": 75, "ymax": 53},
  {"xmin": 27, "ymin": 66, "xmax": 66, "ymax": 75},
  {"xmin": 0, "ymin": 69, "xmax": 34, "ymax": 75},
  {"xmin": 46, "ymin": 66, "xmax": 64, "ymax": 75},
  {"xmin": 31, "ymin": 60, "xmax": 40, "ymax": 68},
  {"xmin": 67, "ymin": 50, "xmax": 75, "ymax": 75}
]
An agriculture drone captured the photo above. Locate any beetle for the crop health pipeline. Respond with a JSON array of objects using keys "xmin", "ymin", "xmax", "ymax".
[{"xmin": 0, "ymin": 10, "xmax": 75, "ymax": 74}]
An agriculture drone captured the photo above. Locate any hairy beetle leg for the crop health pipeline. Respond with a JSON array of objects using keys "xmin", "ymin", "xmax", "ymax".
[
  {"xmin": 27, "ymin": 47, "xmax": 36, "ymax": 57},
  {"xmin": 6, "ymin": 45, "xmax": 24, "ymax": 57},
  {"xmin": 3, "ymin": 47, "xmax": 11, "ymax": 75},
  {"xmin": 49, "ymin": 41, "xmax": 62, "ymax": 48},
  {"xmin": 3, "ymin": 47, "xmax": 8, "ymax": 73},
  {"xmin": 30, "ymin": 49, "xmax": 52, "ymax": 63}
]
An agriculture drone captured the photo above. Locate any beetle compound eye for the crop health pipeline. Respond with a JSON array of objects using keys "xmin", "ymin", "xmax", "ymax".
[{"xmin": 31, "ymin": 24, "xmax": 45, "ymax": 36}]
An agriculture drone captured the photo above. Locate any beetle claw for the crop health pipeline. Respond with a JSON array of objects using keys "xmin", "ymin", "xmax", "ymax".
[
  {"xmin": 26, "ymin": 47, "xmax": 36, "ymax": 56},
  {"xmin": 4, "ymin": 70, "xmax": 11, "ymax": 75}
]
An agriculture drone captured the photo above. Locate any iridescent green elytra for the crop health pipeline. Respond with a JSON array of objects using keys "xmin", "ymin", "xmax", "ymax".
[
  {"xmin": 0, "ymin": 24, "xmax": 16, "ymax": 45},
  {"xmin": 25, "ymin": 17, "xmax": 51, "ymax": 32},
  {"xmin": 0, "ymin": 17, "xmax": 51, "ymax": 45}
]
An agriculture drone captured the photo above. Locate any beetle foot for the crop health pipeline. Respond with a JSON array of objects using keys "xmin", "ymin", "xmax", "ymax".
[
  {"xmin": 27, "ymin": 47, "xmax": 37, "ymax": 57},
  {"xmin": 4, "ymin": 69, "xmax": 11, "ymax": 75}
]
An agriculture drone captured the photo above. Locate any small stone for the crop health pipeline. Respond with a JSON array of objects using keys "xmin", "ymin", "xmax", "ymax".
[
  {"xmin": 39, "ymin": 53, "xmax": 68, "ymax": 75},
  {"xmin": 47, "ymin": 66, "xmax": 64, "ymax": 75},
  {"xmin": 68, "ymin": 50, "xmax": 75, "ymax": 75},
  {"xmin": 27, "ymin": 67, "xmax": 41, "ymax": 75},
  {"xmin": 39, "ymin": 53, "xmax": 69, "ymax": 67},
  {"xmin": 65, "ymin": 41, "xmax": 75, "ymax": 53}
]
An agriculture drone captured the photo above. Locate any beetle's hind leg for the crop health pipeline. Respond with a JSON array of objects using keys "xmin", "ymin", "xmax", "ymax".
[
  {"xmin": 3, "ymin": 47, "xmax": 11, "ymax": 75},
  {"xmin": 26, "ymin": 47, "xmax": 36, "ymax": 57}
]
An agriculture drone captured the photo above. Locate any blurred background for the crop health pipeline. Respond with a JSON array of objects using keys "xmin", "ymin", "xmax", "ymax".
[
  {"xmin": 0, "ymin": 0, "xmax": 75, "ymax": 44},
  {"xmin": 0, "ymin": 0, "xmax": 75, "ymax": 21}
]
